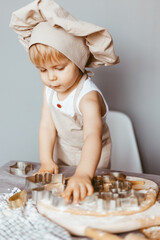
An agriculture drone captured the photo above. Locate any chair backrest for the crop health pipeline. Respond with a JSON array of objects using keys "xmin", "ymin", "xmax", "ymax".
[{"xmin": 106, "ymin": 111, "xmax": 143, "ymax": 173}]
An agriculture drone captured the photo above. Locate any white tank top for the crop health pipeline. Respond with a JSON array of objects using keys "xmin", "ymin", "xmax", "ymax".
[{"xmin": 46, "ymin": 77, "xmax": 108, "ymax": 120}]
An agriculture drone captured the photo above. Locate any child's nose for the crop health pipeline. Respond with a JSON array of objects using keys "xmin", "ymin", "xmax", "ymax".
[{"xmin": 48, "ymin": 70, "xmax": 57, "ymax": 81}]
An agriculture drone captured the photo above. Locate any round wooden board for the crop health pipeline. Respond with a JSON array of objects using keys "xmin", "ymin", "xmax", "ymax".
[
  {"xmin": 141, "ymin": 225, "xmax": 160, "ymax": 240},
  {"xmin": 37, "ymin": 201, "xmax": 160, "ymax": 235},
  {"xmin": 36, "ymin": 176, "xmax": 160, "ymax": 235}
]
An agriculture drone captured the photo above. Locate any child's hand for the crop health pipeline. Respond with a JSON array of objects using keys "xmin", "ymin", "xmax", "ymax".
[
  {"xmin": 33, "ymin": 161, "xmax": 59, "ymax": 175},
  {"xmin": 61, "ymin": 174, "xmax": 94, "ymax": 203}
]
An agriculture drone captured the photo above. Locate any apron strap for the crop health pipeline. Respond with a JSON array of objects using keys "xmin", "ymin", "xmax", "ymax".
[{"xmin": 73, "ymin": 72, "xmax": 88, "ymax": 114}]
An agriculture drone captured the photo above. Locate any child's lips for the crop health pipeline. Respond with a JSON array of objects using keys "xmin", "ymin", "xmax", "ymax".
[{"xmin": 52, "ymin": 85, "xmax": 61, "ymax": 89}]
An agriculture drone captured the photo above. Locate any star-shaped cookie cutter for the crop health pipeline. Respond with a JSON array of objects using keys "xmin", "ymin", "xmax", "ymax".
[{"xmin": 10, "ymin": 162, "xmax": 33, "ymax": 176}]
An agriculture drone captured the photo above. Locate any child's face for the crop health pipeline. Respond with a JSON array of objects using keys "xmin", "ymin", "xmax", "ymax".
[{"xmin": 36, "ymin": 60, "xmax": 82, "ymax": 95}]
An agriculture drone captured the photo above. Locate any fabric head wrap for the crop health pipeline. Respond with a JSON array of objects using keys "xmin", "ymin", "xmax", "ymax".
[{"xmin": 10, "ymin": 0, "xmax": 119, "ymax": 72}]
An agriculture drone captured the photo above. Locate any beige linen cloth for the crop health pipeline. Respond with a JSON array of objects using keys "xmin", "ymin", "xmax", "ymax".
[{"xmin": 49, "ymin": 73, "xmax": 111, "ymax": 168}]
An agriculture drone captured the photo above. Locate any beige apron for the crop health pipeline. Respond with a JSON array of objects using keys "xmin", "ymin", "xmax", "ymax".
[{"xmin": 48, "ymin": 73, "xmax": 111, "ymax": 168}]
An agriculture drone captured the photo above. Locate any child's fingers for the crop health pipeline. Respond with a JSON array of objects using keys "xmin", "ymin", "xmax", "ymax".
[
  {"xmin": 32, "ymin": 169, "xmax": 45, "ymax": 175},
  {"xmin": 73, "ymin": 186, "xmax": 80, "ymax": 203},
  {"xmin": 54, "ymin": 166, "xmax": 59, "ymax": 174},
  {"xmin": 63, "ymin": 187, "xmax": 73, "ymax": 203},
  {"xmin": 86, "ymin": 183, "xmax": 94, "ymax": 196},
  {"xmin": 60, "ymin": 192, "xmax": 65, "ymax": 197},
  {"xmin": 62, "ymin": 184, "xmax": 93, "ymax": 203},
  {"xmin": 32, "ymin": 172, "xmax": 37, "ymax": 176},
  {"xmin": 33, "ymin": 166, "xmax": 59, "ymax": 175},
  {"xmin": 79, "ymin": 184, "xmax": 87, "ymax": 201}
]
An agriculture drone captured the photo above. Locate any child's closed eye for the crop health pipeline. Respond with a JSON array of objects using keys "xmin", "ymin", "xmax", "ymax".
[
  {"xmin": 40, "ymin": 69, "xmax": 47, "ymax": 72},
  {"xmin": 55, "ymin": 66, "xmax": 65, "ymax": 71}
]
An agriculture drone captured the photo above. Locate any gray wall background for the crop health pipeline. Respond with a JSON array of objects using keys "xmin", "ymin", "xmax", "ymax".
[{"xmin": 0, "ymin": 0, "xmax": 159, "ymax": 174}]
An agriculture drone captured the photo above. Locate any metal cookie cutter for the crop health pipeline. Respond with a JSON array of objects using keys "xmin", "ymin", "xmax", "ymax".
[
  {"xmin": 10, "ymin": 162, "xmax": 33, "ymax": 176},
  {"xmin": 26, "ymin": 173, "xmax": 66, "ymax": 205},
  {"xmin": 9, "ymin": 190, "xmax": 28, "ymax": 209},
  {"xmin": 25, "ymin": 173, "xmax": 64, "ymax": 191},
  {"xmin": 93, "ymin": 172, "xmax": 146, "ymax": 211},
  {"xmin": 109, "ymin": 172, "xmax": 126, "ymax": 181},
  {"xmin": 32, "ymin": 187, "xmax": 69, "ymax": 208}
]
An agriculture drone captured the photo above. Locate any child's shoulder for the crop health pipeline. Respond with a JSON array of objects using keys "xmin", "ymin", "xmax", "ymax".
[
  {"xmin": 77, "ymin": 77, "xmax": 108, "ymax": 117},
  {"xmin": 79, "ymin": 77, "xmax": 102, "ymax": 100}
]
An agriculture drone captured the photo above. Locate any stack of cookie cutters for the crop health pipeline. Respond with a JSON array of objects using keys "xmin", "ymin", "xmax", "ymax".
[
  {"xmin": 92, "ymin": 172, "xmax": 146, "ymax": 211},
  {"xmin": 9, "ymin": 161, "xmax": 66, "ymax": 209},
  {"xmin": 10, "ymin": 161, "xmax": 33, "ymax": 176},
  {"xmin": 27, "ymin": 172, "xmax": 146, "ymax": 211},
  {"xmin": 9, "ymin": 165, "xmax": 146, "ymax": 212}
]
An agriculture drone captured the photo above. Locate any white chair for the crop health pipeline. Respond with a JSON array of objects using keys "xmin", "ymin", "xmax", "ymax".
[{"xmin": 106, "ymin": 111, "xmax": 143, "ymax": 173}]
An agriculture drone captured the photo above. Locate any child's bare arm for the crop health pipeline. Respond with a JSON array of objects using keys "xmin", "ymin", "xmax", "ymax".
[
  {"xmin": 61, "ymin": 91, "xmax": 105, "ymax": 203},
  {"xmin": 36, "ymin": 87, "xmax": 58, "ymax": 174}
]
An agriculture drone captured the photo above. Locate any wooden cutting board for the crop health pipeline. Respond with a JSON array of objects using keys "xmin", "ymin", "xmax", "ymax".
[{"xmin": 37, "ymin": 176, "xmax": 160, "ymax": 236}]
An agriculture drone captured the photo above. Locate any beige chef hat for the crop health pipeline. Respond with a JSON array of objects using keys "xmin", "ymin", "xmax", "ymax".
[{"xmin": 10, "ymin": 0, "xmax": 119, "ymax": 72}]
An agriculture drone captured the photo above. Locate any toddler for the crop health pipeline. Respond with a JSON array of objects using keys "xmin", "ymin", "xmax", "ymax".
[{"xmin": 10, "ymin": 0, "xmax": 119, "ymax": 203}]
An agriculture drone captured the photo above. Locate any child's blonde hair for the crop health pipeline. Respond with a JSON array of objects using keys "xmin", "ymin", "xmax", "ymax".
[{"xmin": 29, "ymin": 43, "xmax": 70, "ymax": 66}]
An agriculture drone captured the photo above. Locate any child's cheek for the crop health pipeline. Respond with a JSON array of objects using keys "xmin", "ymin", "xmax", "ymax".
[
  {"xmin": 40, "ymin": 73, "xmax": 47, "ymax": 83},
  {"xmin": 41, "ymin": 76, "xmax": 48, "ymax": 86}
]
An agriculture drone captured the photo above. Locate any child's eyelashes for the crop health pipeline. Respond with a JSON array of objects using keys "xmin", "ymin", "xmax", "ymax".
[
  {"xmin": 40, "ymin": 69, "xmax": 47, "ymax": 72},
  {"xmin": 39, "ymin": 66, "xmax": 65, "ymax": 72},
  {"xmin": 55, "ymin": 66, "xmax": 65, "ymax": 70}
]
